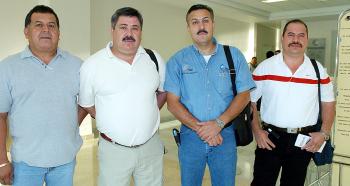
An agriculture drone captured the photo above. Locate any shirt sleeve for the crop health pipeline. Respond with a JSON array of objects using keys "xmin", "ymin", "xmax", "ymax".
[
  {"xmin": 318, "ymin": 63, "xmax": 335, "ymax": 102},
  {"xmin": 78, "ymin": 61, "xmax": 96, "ymax": 107},
  {"xmin": 164, "ymin": 55, "xmax": 181, "ymax": 97},
  {"xmin": 250, "ymin": 63, "xmax": 264, "ymax": 103},
  {"xmin": 153, "ymin": 50, "xmax": 166, "ymax": 92},
  {"xmin": 0, "ymin": 63, "xmax": 12, "ymax": 113},
  {"xmin": 232, "ymin": 47, "xmax": 256, "ymax": 94}
]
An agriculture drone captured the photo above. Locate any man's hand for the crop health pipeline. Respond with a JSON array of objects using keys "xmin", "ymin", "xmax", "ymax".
[
  {"xmin": 196, "ymin": 121, "xmax": 221, "ymax": 142},
  {"xmin": 253, "ymin": 128, "xmax": 275, "ymax": 150},
  {"xmin": 0, "ymin": 163, "xmax": 13, "ymax": 185},
  {"xmin": 207, "ymin": 134, "xmax": 223, "ymax": 146},
  {"xmin": 302, "ymin": 132, "xmax": 325, "ymax": 153}
]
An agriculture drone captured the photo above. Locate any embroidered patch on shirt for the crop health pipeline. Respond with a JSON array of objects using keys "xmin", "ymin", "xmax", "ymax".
[{"xmin": 182, "ymin": 64, "xmax": 196, "ymax": 74}]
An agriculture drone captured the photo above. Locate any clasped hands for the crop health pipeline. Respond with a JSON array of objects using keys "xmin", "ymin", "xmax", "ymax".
[{"xmin": 196, "ymin": 120, "xmax": 223, "ymax": 146}]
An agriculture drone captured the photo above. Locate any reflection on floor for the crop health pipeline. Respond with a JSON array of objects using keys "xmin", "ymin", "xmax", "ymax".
[
  {"xmin": 74, "ymin": 120, "xmax": 331, "ymax": 186},
  {"xmin": 74, "ymin": 120, "xmax": 256, "ymax": 186},
  {"xmin": 0, "ymin": 120, "xmax": 331, "ymax": 186}
]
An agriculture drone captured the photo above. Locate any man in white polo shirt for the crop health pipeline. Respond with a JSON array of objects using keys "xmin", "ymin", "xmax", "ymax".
[
  {"xmin": 250, "ymin": 19, "xmax": 335, "ymax": 186},
  {"xmin": 79, "ymin": 7, "xmax": 166, "ymax": 186}
]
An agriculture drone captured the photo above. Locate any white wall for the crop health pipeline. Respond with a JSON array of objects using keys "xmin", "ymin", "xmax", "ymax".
[
  {"xmin": 0, "ymin": 0, "xmax": 37, "ymax": 60},
  {"xmin": 305, "ymin": 19, "xmax": 338, "ymax": 76},
  {"xmin": 50, "ymin": 0, "xmax": 91, "ymax": 59},
  {"xmin": 256, "ymin": 24, "xmax": 276, "ymax": 63}
]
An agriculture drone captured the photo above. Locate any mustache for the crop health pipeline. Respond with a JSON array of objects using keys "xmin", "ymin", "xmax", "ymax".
[
  {"xmin": 197, "ymin": 29, "xmax": 208, "ymax": 35},
  {"xmin": 288, "ymin": 42, "xmax": 302, "ymax": 47},
  {"xmin": 39, "ymin": 33, "xmax": 52, "ymax": 38},
  {"xmin": 122, "ymin": 36, "xmax": 135, "ymax": 42}
]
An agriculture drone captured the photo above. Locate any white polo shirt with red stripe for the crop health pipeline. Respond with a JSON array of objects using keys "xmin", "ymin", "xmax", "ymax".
[{"xmin": 250, "ymin": 53, "xmax": 334, "ymax": 128}]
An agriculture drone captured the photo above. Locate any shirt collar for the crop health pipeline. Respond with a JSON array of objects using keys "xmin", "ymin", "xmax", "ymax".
[
  {"xmin": 191, "ymin": 37, "xmax": 219, "ymax": 55},
  {"xmin": 20, "ymin": 46, "xmax": 65, "ymax": 60},
  {"xmin": 105, "ymin": 41, "xmax": 145, "ymax": 59}
]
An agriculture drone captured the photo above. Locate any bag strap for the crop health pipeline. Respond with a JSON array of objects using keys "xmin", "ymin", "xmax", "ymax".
[
  {"xmin": 223, "ymin": 45, "xmax": 237, "ymax": 96},
  {"xmin": 145, "ymin": 48, "xmax": 159, "ymax": 72},
  {"xmin": 310, "ymin": 59, "xmax": 322, "ymax": 130}
]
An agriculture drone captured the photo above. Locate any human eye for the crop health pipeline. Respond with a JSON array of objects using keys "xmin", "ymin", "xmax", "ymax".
[
  {"xmin": 48, "ymin": 23, "xmax": 57, "ymax": 30},
  {"xmin": 297, "ymin": 33, "xmax": 305, "ymax": 38},
  {"xmin": 287, "ymin": 33, "xmax": 295, "ymax": 38},
  {"xmin": 191, "ymin": 20, "xmax": 199, "ymax": 25},
  {"xmin": 202, "ymin": 18, "xmax": 210, "ymax": 23},
  {"xmin": 34, "ymin": 22, "xmax": 43, "ymax": 28},
  {"xmin": 118, "ymin": 25, "xmax": 127, "ymax": 30},
  {"xmin": 132, "ymin": 26, "xmax": 140, "ymax": 31}
]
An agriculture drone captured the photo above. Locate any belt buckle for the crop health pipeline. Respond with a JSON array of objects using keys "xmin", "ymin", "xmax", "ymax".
[{"xmin": 287, "ymin": 128, "xmax": 298, "ymax": 134}]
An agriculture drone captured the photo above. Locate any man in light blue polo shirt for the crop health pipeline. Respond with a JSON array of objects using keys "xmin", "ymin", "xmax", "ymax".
[
  {"xmin": 0, "ymin": 5, "xmax": 86, "ymax": 186},
  {"xmin": 164, "ymin": 4, "xmax": 255, "ymax": 186}
]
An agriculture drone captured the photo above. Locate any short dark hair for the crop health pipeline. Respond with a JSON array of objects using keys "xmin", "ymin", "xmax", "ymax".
[
  {"xmin": 186, "ymin": 4, "xmax": 214, "ymax": 23},
  {"xmin": 266, "ymin": 51, "xmax": 274, "ymax": 58},
  {"xmin": 282, "ymin": 19, "xmax": 308, "ymax": 37},
  {"xmin": 25, "ymin": 5, "xmax": 59, "ymax": 29},
  {"xmin": 111, "ymin": 7, "xmax": 143, "ymax": 29}
]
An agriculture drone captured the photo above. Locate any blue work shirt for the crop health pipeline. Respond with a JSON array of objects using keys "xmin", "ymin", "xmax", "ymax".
[{"xmin": 164, "ymin": 41, "xmax": 255, "ymax": 122}]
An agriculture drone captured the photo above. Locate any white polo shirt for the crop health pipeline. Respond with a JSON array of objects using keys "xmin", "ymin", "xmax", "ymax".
[
  {"xmin": 79, "ymin": 42, "xmax": 165, "ymax": 146},
  {"xmin": 250, "ymin": 53, "xmax": 334, "ymax": 128}
]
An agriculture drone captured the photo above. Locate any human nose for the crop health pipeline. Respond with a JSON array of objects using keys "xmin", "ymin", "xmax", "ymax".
[
  {"xmin": 291, "ymin": 35, "xmax": 298, "ymax": 42},
  {"xmin": 41, "ymin": 24, "xmax": 50, "ymax": 32},
  {"xmin": 198, "ymin": 21, "xmax": 205, "ymax": 29},
  {"xmin": 123, "ymin": 27, "xmax": 133, "ymax": 36}
]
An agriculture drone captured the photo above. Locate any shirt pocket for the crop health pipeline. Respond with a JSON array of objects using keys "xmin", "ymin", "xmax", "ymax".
[
  {"xmin": 216, "ymin": 66, "xmax": 232, "ymax": 96},
  {"xmin": 181, "ymin": 64, "xmax": 199, "ymax": 87}
]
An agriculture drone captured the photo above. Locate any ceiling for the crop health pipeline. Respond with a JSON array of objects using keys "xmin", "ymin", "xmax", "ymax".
[
  {"xmin": 211, "ymin": 0, "xmax": 350, "ymax": 19},
  {"xmin": 157, "ymin": 0, "xmax": 350, "ymax": 26}
]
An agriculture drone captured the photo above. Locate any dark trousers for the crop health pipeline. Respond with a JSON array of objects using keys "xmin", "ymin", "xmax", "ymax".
[{"xmin": 251, "ymin": 131, "xmax": 313, "ymax": 186}]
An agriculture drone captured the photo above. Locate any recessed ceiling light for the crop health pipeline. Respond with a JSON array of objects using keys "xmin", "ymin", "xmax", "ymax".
[{"xmin": 262, "ymin": 0, "xmax": 288, "ymax": 3}]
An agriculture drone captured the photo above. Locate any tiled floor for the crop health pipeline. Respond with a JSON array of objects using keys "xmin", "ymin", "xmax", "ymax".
[
  {"xmin": 74, "ymin": 120, "xmax": 256, "ymax": 186},
  {"xmin": 2, "ymin": 120, "xmax": 330, "ymax": 186}
]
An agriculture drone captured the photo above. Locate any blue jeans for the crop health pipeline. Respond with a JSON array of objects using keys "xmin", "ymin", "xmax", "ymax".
[
  {"xmin": 179, "ymin": 124, "xmax": 237, "ymax": 186},
  {"xmin": 12, "ymin": 159, "xmax": 76, "ymax": 186}
]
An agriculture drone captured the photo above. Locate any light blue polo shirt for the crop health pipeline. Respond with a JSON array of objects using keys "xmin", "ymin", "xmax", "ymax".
[
  {"xmin": 0, "ymin": 47, "xmax": 83, "ymax": 167},
  {"xmin": 164, "ymin": 41, "xmax": 255, "ymax": 122}
]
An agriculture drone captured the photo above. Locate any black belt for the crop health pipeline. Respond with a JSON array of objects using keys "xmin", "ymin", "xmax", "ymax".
[
  {"xmin": 100, "ymin": 133, "xmax": 147, "ymax": 148},
  {"xmin": 262, "ymin": 123, "xmax": 316, "ymax": 134}
]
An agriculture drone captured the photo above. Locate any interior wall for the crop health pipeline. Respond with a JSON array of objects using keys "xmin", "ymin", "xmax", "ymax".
[
  {"xmin": 305, "ymin": 19, "xmax": 338, "ymax": 76},
  {"xmin": 0, "ymin": 0, "xmax": 37, "ymax": 60},
  {"xmin": 256, "ymin": 24, "xmax": 276, "ymax": 64},
  {"xmin": 50, "ymin": 0, "xmax": 91, "ymax": 59}
]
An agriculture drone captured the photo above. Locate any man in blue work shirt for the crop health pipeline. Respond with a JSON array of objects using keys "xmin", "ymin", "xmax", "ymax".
[{"xmin": 164, "ymin": 4, "xmax": 255, "ymax": 186}]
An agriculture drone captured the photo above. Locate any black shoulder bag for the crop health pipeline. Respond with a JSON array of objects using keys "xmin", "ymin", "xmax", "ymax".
[
  {"xmin": 223, "ymin": 45, "xmax": 253, "ymax": 146},
  {"xmin": 310, "ymin": 59, "xmax": 334, "ymax": 166},
  {"xmin": 145, "ymin": 48, "xmax": 159, "ymax": 71}
]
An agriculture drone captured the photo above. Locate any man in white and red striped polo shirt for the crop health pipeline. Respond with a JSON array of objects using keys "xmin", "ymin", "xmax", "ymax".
[{"xmin": 250, "ymin": 19, "xmax": 335, "ymax": 186}]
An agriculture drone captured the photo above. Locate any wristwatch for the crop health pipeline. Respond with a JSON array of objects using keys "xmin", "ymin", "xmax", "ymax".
[
  {"xmin": 320, "ymin": 130, "xmax": 330, "ymax": 141},
  {"xmin": 215, "ymin": 118, "xmax": 225, "ymax": 129}
]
